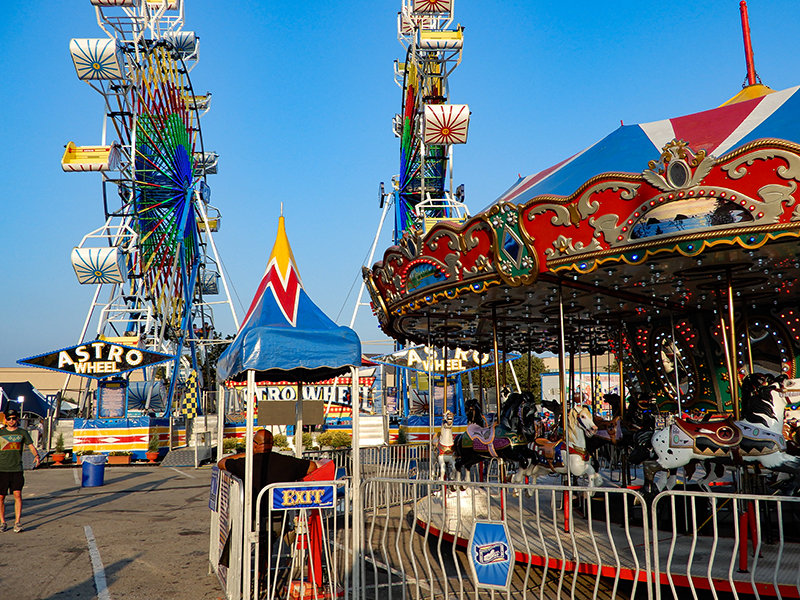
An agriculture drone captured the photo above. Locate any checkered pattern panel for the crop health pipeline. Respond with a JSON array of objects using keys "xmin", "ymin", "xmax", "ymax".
[{"xmin": 182, "ymin": 369, "xmax": 198, "ymax": 418}]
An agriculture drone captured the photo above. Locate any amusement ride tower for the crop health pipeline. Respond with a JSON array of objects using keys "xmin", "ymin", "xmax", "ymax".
[{"xmin": 62, "ymin": 0, "xmax": 237, "ymax": 414}]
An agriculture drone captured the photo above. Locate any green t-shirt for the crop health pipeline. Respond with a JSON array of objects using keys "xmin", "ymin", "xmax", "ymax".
[{"xmin": 0, "ymin": 427, "xmax": 34, "ymax": 472}]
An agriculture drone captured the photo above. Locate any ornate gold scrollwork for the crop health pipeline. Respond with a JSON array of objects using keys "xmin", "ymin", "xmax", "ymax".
[
  {"xmin": 722, "ymin": 145, "xmax": 800, "ymax": 181},
  {"xmin": 644, "ymin": 140, "xmax": 715, "ymax": 192},
  {"xmin": 544, "ymin": 234, "xmax": 603, "ymax": 259}
]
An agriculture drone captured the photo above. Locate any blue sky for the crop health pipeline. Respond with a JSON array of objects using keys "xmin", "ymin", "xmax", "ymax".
[{"xmin": 3, "ymin": 0, "xmax": 800, "ymax": 367}]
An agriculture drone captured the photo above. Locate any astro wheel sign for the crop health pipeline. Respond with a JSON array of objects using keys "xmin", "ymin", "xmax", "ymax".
[
  {"xmin": 467, "ymin": 520, "xmax": 514, "ymax": 590},
  {"xmin": 18, "ymin": 341, "xmax": 175, "ymax": 380}
]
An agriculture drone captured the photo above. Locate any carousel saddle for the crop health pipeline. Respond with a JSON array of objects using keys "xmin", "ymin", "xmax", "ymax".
[
  {"xmin": 593, "ymin": 416, "xmax": 622, "ymax": 444},
  {"xmin": 674, "ymin": 416, "xmax": 742, "ymax": 448},
  {"xmin": 465, "ymin": 423, "xmax": 513, "ymax": 456},
  {"xmin": 535, "ymin": 438, "xmax": 562, "ymax": 462}
]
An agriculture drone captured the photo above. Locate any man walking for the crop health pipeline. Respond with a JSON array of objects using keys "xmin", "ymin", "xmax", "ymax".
[{"xmin": 0, "ymin": 408, "xmax": 40, "ymax": 532}]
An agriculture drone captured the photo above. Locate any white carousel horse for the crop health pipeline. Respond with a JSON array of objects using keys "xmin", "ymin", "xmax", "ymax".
[
  {"xmin": 638, "ymin": 374, "xmax": 800, "ymax": 495},
  {"xmin": 436, "ymin": 410, "xmax": 456, "ymax": 481},
  {"xmin": 514, "ymin": 405, "xmax": 603, "ymax": 491}
]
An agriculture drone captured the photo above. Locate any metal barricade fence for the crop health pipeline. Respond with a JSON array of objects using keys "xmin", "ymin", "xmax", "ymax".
[
  {"xmin": 254, "ymin": 479, "xmax": 353, "ymax": 600},
  {"xmin": 360, "ymin": 477, "xmax": 653, "ymax": 600},
  {"xmin": 211, "ymin": 459, "xmax": 800, "ymax": 600},
  {"xmin": 651, "ymin": 489, "xmax": 800, "ymax": 599},
  {"xmin": 209, "ymin": 468, "xmax": 245, "ymax": 600}
]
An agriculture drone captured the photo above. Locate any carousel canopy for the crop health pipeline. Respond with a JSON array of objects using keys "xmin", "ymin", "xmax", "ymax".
[
  {"xmin": 493, "ymin": 85, "xmax": 800, "ymax": 208},
  {"xmin": 216, "ymin": 216, "xmax": 361, "ymax": 384}
]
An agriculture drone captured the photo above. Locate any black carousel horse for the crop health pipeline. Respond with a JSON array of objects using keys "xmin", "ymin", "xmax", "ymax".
[{"xmin": 453, "ymin": 392, "xmax": 539, "ymax": 476}]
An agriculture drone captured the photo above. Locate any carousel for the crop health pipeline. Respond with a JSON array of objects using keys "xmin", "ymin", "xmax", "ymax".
[{"xmin": 360, "ymin": 1, "xmax": 800, "ymax": 597}]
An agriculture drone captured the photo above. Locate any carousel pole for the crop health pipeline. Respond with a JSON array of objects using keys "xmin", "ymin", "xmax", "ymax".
[
  {"xmin": 491, "ymin": 307, "xmax": 502, "ymax": 418},
  {"xmin": 618, "ymin": 327, "xmax": 625, "ymax": 421},
  {"xmin": 502, "ymin": 327, "xmax": 508, "ymax": 392},
  {"xmin": 590, "ymin": 338, "xmax": 596, "ymax": 416},
  {"xmin": 528, "ymin": 337, "xmax": 533, "ymax": 394},
  {"xmin": 443, "ymin": 327, "xmax": 449, "ymax": 414},
  {"xmin": 479, "ymin": 344, "xmax": 484, "ymax": 410},
  {"xmin": 716, "ymin": 290, "xmax": 738, "ymax": 419},
  {"xmin": 742, "ymin": 303, "xmax": 755, "ymax": 375},
  {"xmin": 726, "ymin": 268, "xmax": 740, "ymax": 420},
  {"xmin": 617, "ymin": 325, "xmax": 628, "ymax": 487},
  {"xmin": 558, "ymin": 283, "xmax": 570, "ymax": 480},
  {"xmin": 671, "ymin": 314, "xmax": 682, "ymax": 416}
]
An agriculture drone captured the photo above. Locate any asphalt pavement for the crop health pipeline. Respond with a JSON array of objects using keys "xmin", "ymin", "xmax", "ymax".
[{"xmin": 0, "ymin": 464, "xmax": 224, "ymax": 600}]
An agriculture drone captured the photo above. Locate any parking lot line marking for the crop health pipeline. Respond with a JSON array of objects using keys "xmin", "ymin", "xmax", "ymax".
[
  {"xmin": 73, "ymin": 468, "xmax": 80, "ymax": 486},
  {"xmin": 169, "ymin": 467, "xmax": 196, "ymax": 479},
  {"xmin": 84, "ymin": 525, "xmax": 111, "ymax": 600}
]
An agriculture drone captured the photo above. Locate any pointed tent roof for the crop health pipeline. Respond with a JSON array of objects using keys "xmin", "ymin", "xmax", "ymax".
[
  {"xmin": 216, "ymin": 216, "xmax": 361, "ymax": 383},
  {"xmin": 491, "ymin": 84, "xmax": 800, "ymax": 208}
]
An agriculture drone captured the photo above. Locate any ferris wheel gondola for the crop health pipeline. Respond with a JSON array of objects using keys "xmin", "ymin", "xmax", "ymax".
[{"xmin": 64, "ymin": 0, "xmax": 238, "ymax": 414}]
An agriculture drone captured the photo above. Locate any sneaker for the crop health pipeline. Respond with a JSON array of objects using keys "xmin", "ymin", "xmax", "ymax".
[
  {"xmin": 0, "ymin": 523, "xmax": 6, "ymax": 532},
  {"xmin": 13, "ymin": 522, "xmax": 22, "ymax": 533}
]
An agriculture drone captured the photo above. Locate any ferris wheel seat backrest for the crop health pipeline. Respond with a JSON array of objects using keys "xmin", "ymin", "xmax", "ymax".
[
  {"xmin": 71, "ymin": 247, "xmax": 128, "ymax": 285},
  {"xmin": 61, "ymin": 142, "xmax": 120, "ymax": 173},
  {"xmin": 417, "ymin": 29, "xmax": 463, "ymax": 51},
  {"xmin": 411, "ymin": 0, "xmax": 453, "ymax": 15},
  {"xmin": 90, "ymin": 0, "xmax": 137, "ymax": 6},
  {"xmin": 164, "ymin": 31, "xmax": 197, "ymax": 58},
  {"xmin": 69, "ymin": 39, "xmax": 125, "ymax": 81},
  {"xmin": 146, "ymin": 0, "xmax": 180, "ymax": 10}
]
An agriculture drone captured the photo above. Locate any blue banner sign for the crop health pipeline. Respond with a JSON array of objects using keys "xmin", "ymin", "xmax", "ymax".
[
  {"xmin": 271, "ymin": 485, "xmax": 335, "ymax": 510},
  {"xmin": 467, "ymin": 520, "xmax": 513, "ymax": 590}
]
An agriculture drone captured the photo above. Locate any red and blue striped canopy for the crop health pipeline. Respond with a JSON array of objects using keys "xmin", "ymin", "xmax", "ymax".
[
  {"xmin": 216, "ymin": 216, "xmax": 361, "ymax": 383},
  {"xmin": 493, "ymin": 85, "xmax": 800, "ymax": 207}
]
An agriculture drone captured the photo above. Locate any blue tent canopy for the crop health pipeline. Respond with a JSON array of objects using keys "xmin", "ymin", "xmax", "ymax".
[
  {"xmin": 0, "ymin": 382, "xmax": 51, "ymax": 418},
  {"xmin": 216, "ymin": 216, "xmax": 361, "ymax": 383}
]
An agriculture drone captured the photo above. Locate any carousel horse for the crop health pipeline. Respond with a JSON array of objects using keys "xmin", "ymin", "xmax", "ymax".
[
  {"xmin": 514, "ymin": 405, "xmax": 603, "ymax": 491},
  {"xmin": 453, "ymin": 392, "xmax": 539, "ymax": 476},
  {"xmin": 464, "ymin": 398, "xmax": 488, "ymax": 427},
  {"xmin": 435, "ymin": 410, "xmax": 456, "ymax": 481},
  {"xmin": 632, "ymin": 373, "xmax": 800, "ymax": 498}
]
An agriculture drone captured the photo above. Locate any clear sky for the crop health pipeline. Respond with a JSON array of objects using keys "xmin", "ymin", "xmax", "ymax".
[{"xmin": 3, "ymin": 0, "xmax": 800, "ymax": 368}]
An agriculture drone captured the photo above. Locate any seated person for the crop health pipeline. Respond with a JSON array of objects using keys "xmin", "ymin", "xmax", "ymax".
[{"xmin": 218, "ymin": 429, "xmax": 317, "ymax": 492}]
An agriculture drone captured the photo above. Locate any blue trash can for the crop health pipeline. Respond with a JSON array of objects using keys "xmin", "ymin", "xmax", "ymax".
[{"xmin": 81, "ymin": 455, "xmax": 107, "ymax": 487}]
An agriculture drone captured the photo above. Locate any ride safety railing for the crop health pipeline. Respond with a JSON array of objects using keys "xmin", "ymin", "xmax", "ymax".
[
  {"xmin": 651, "ymin": 489, "xmax": 800, "ymax": 599},
  {"xmin": 360, "ymin": 478, "xmax": 654, "ymax": 600},
  {"xmin": 211, "ymin": 449, "xmax": 800, "ymax": 599}
]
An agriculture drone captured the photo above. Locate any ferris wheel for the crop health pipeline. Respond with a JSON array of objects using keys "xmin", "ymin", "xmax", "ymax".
[
  {"xmin": 392, "ymin": 0, "xmax": 471, "ymax": 241},
  {"xmin": 63, "ymin": 0, "xmax": 238, "ymax": 413},
  {"xmin": 350, "ymin": 0, "xmax": 471, "ymax": 328}
]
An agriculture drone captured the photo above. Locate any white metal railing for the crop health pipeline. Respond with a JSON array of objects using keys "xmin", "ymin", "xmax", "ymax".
[
  {"xmin": 652, "ymin": 489, "xmax": 800, "ymax": 599},
  {"xmin": 361, "ymin": 478, "xmax": 653, "ymax": 599},
  {"xmin": 254, "ymin": 479, "xmax": 352, "ymax": 600},
  {"xmin": 210, "ymin": 451, "xmax": 800, "ymax": 600},
  {"xmin": 209, "ymin": 468, "xmax": 245, "ymax": 600}
]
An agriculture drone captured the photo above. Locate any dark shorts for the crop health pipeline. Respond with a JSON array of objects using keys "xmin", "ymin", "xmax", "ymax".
[{"xmin": 0, "ymin": 471, "xmax": 24, "ymax": 494}]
